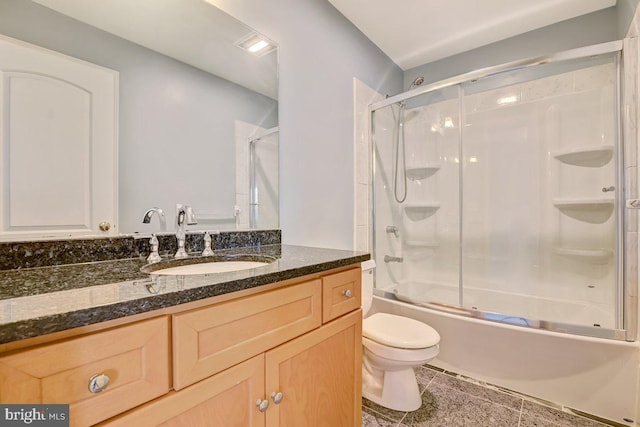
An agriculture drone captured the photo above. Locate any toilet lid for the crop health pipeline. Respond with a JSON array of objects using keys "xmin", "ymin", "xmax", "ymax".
[{"xmin": 363, "ymin": 313, "xmax": 440, "ymax": 349}]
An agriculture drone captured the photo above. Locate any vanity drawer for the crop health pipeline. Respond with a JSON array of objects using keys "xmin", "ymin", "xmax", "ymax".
[
  {"xmin": 322, "ymin": 268, "xmax": 361, "ymax": 323},
  {"xmin": 172, "ymin": 279, "xmax": 322, "ymax": 390},
  {"xmin": 0, "ymin": 316, "xmax": 170, "ymax": 427}
]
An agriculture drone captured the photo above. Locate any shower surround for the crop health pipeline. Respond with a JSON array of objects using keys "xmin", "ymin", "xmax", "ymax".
[{"xmin": 355, "ymin": 38, "xmax": 640, "ymax": 424}]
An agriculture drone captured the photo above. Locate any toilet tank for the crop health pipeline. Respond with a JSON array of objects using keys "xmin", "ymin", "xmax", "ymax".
[{"xmin": 361, "ymin": 260, "xmax": 376, "ymax": 315}]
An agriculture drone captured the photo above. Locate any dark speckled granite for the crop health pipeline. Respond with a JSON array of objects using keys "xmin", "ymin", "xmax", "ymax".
[
  {"xmin": 0, "ymin": 230, "xmax": 281, "ymax": 270},
  {"xmin": 0, "ymin": 244, "xmax": 369, "ymax": 344},
  {"xmin": 0, "ymin": 258, "xmax": 148, "ymax": 299},
  {"xmin": 134, "ymin": 229, "xmax": 282, "ymax": 257},
  {"xmin": 0, "ymin": 237, "xmax": 137, "ymax": 271}
]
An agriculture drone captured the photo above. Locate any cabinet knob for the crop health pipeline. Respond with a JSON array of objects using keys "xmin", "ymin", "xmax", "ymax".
[
  {"xmin": 271, "ymin": 391, "xmax": 284, "ymax": 404},
  {"xmin": 89, "ymin": 373, "xmax": 110, "ymax": 393},
  {"xmin": 256, "ymin": 399, "xmax": 269, "ymax": 412},
  {"xmin": 342, "ymin": 289, "xmax": 353, "ymax": 298},
  {"xmin": 98, "ymin": 221, "xmax": 111, "ymax": 232}
]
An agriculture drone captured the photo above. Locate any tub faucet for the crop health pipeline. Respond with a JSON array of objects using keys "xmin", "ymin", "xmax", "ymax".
[
  {"xmin": 175, "ymin": 204, "xmax": 197, "ymax": 259},
  {"xmin": 142, "ymin": 207, "xmax": 166, "ymax": 230},
  {"xmin": 384, "ymin": 255, "xmax": 403, "ymax": 263}
]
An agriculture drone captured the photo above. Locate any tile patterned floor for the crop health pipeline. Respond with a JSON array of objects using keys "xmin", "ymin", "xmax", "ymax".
[{"xmin": 362, "ymin": 365, "xmax": 621, "ymax": 427}]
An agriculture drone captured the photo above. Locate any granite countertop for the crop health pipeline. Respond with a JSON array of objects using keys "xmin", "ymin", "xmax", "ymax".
[{"xmin": 0, "ymin": 244, "xmax": 369, "ymax": 345}]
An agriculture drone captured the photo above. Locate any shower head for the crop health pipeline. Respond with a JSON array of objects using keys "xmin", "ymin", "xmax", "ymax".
[{"xmin": 409, "ymin": 76, "xmax": 424, "ymax": 89}]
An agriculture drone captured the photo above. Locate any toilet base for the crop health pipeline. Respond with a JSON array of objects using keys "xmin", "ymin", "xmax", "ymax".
[{"xmin": 362, "ymin": 365, "xmax": 422, "ymax": 412}]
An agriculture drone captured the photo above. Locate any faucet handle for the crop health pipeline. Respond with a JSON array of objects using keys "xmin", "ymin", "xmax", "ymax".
[
  {"xmin": 202, "ymin": 232, "xmax": 214, "ymax": 256},
  {"xmin": 147, "ymin": 234, "xmax": 162, "ymax": 263}
]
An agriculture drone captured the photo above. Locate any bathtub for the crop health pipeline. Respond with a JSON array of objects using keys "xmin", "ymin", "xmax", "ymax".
[
  {"xmin": 371, "ymin": 294, "xmax": 640, "ymax": 425},
  {"xmin": 387, "ymin": 281, "xmax": 615, "ymax": 329}
]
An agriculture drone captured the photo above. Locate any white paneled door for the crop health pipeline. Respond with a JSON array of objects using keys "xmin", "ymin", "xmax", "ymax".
[{"xmin": 0, "ymin": 35, "xmax": 118, "ymax": 239}]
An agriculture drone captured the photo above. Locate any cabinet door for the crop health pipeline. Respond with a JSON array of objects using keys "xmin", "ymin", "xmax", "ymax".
[
  {"xmin": 265, "ymin": 310, "xmax": 362, "ymax": 427},
  {"xmin": 100, "ymin": 354, "xmax": 266, "ymax": 427}
]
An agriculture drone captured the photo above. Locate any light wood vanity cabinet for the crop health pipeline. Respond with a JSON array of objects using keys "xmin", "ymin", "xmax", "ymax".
[
  {"xmin": 101, "ymin": 311, "xmax": 361, "ymax": 427},
  {"xmin": 0, "ymin": 266, "xmax": 362, "ymax": 426},
  {"xmin": 172, "ymin": 278, "xmax": 323, "ymax": 390},
  {"xmin": 0, "ymin": 316, "xmax": 170, "ymax": 426},
  {"xmin": 265, "ymin": 309, "xmax": 361, "ymax": 426}
]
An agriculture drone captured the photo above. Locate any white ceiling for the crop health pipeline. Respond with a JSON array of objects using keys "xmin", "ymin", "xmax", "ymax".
[
  {"xmin": 328, "ymin": 0, "xmax": 616, "ymax": 70},
  {"xmin": 31, "ymin": 0, "xmax": 278, "ymax": 99}
]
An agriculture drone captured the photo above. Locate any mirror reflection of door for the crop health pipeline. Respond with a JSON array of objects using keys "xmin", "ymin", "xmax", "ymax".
[{"xmin": 0, "ymin": 35, "xmax": 118, "ymax": 240}]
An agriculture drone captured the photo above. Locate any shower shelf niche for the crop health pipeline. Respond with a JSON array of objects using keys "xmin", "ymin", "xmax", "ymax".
[
  {"xmin": 553, "ymin": 247, "xmax": 613, "ymax": 264},
  {"xmin": 552, "ymin": 197, "xmax": 614, "ymax": 223},
  {"xmin": 553, "ymin": 145, "xmax": 613, "ymax": 167},
  {"xmin": 406, "ymin": 164, "xmax": 441, "ymax": 181},
  {"xmin": 404, "ymin": 203, "xmax": 440, "ymax": 221}
]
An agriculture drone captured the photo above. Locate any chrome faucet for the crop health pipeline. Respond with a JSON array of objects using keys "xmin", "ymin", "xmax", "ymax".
[
  {"xmin": 175, "ymin": 204, "xmax": 197, "ymax": 259},
  {"xmin": 142, "ymin": 207, "xmax": 166, "ymax": 230},
  {"xmin": 386, "ymin": 225, "xmax": 400, "ymax": 237}
]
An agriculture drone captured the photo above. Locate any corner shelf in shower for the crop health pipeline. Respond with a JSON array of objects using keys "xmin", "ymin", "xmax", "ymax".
[
  {"xmin": 406, "ymin": 163, "xmax": 441, "ymax": 181},
  {"xmin": 553, "ymin": 247, "xmax": 613, "ymax": 264},
  {"xmin": 553, "ymin": 145, "xmax": 613, "ymax": 167},
  {"xmin": 552, "ymin": 197, "xmax": 615, "ymax": 224},
  {"xmin": 404, "ymin": 203, "xmax": 440, "ymax": 221}
]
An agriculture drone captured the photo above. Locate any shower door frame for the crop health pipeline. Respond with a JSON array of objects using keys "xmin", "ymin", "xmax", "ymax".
[
  {"xmin": 369, "ymin": 40, "xmax": 637, "ymax": 341},
  {"xmin": 249, "ymin": 126, "xmax": 279, "ymax": 229}
]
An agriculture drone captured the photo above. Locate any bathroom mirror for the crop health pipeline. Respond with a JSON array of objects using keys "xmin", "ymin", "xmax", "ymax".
[{"xmin": 0, "ymin": 0, "xmax": 278, "ymax": 240}]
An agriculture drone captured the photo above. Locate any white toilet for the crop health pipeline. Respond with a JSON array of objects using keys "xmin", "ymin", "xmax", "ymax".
[{"xmin": 360, "ymin": 260, "xmax": 440, "ymax": 412}]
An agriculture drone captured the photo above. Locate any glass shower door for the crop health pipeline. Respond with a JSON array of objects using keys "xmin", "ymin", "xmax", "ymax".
[
  {"xmin": 249, "ymin": 128, "xmax": 279, "ymax": 229},
  {"xmin": 373, "ymin": 87, "xmax": 461, "ymax": 306},
  {"xmin": 459, "ymin": 54, "xmax": 620, "ymax": 329}
]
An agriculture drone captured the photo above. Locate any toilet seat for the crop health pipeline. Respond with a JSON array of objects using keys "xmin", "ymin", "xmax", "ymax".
[
  {"xmin": 363, "ymin": 336, "xmax": 439, "ymax": 363},
  {"xmin": 363, "ymin": 313, "xmax": 440, "ymax": 349}
]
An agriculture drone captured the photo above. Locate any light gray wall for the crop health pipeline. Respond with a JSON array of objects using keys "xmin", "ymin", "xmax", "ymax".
[
  {"xmin": 212, "ymin": 0, "xmax": 403, "ymax": 250},
  {"xmin": 404, "ymin": 7, "xmax": 619, "ymax": 88},
  {"xmin": 618, "ymin": 0, "xmax": 640, "ymax": 37},
  {"xmin": 0, "ymin": 0, "xmax": 278, "ymax": 235}
]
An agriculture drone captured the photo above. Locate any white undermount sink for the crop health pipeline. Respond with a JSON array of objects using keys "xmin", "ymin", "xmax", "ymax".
[
  {"xmin": 149, "ymin": 260, "xmax": 270, "ymax": 276},
  {"xmin": 141, "ymin": 254, "xmax": 276, "ymax": 276}
]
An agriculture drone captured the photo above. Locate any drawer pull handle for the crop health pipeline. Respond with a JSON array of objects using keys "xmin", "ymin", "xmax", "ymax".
[
  {"xmin": 89, "ymin": 373, "xmax": 110, "ymax": 393},
  {"xmin": 271, "ymin": 391, "xmax": 284, "ymax": 404},
  {"xmin": 342, "ymin": 289, "xmax": 353, "ymax": 298},
  {"xmin": 256, "ymin": 399, "xmax": 269, "ymax": 412}
]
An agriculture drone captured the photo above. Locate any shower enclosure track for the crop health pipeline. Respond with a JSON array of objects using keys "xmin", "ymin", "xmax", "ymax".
[{"xmin": 370, "ymin": 40, "xmax": 622, "ymax": 111}]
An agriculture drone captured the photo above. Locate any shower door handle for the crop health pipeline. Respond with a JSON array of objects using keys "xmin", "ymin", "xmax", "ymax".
[{"xmin": 627, "ymin": 199, "xmax": 640, "ymax": 209}]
